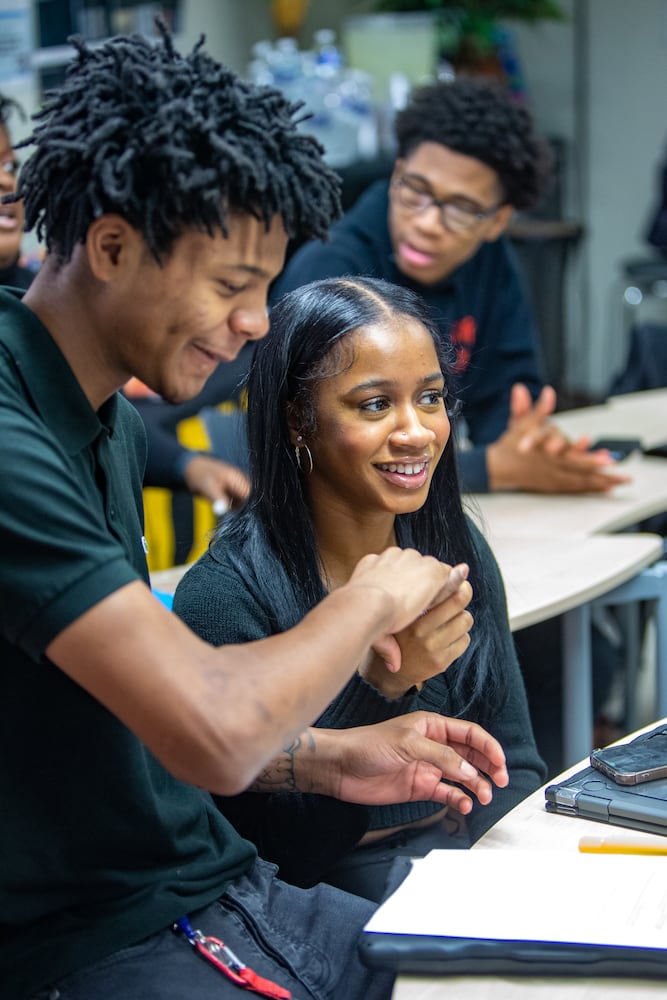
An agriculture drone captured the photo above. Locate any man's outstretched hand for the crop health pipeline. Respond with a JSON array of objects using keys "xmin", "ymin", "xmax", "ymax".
[
  {"xmin": 284, "ymin": 712, "xmax": 509, "ymax": 818},
  {"xmin": 486, "ymin": 383, "xmax": 632, "ymax": 494}
]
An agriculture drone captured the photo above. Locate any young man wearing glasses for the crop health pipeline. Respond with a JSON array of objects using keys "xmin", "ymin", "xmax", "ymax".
[{"xmin": 271, "ymin": 77, "xmax": 627, "ymax": 496}]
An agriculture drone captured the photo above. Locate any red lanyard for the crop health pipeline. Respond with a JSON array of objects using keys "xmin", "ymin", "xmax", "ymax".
[{"xmin": 174, "ymin": 915, "xmax": 292, "ymax": 999}]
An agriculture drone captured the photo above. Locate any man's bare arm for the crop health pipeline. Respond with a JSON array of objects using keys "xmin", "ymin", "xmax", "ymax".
[
  {"xmin": 248, "ymin": 715, "xmax": 509, "ymax": 817},
  {"xmin": 46, "ymin": 548, "xmax": 456, "ymax": 796}
]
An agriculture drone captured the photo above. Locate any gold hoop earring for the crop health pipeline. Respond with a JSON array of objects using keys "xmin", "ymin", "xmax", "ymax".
[{"xmin": 295, "ymin": 435, "xmax": 314, "ymax": 475}]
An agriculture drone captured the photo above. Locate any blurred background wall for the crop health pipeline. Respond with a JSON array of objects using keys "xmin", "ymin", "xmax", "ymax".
[{"xmin": 3, "ymin": 0, "xmax": 667, "ymax": 401}]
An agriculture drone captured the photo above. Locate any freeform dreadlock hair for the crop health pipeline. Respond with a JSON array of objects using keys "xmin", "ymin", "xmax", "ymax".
[
  {"xmin": 12, "ymin": 27, "xmax": 341, "ymax": 262},
  {"xmin": 394, "ymin": 77, "xmax": 551, "ymax": 211}
]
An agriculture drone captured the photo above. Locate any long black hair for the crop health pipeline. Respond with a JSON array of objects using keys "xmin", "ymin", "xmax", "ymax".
[{"xmin": 216, "ymin": 276, "xmax": 506, "ymax": 720}]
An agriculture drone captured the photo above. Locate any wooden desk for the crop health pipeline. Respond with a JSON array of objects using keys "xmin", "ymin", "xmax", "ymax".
[{"xmin": 393, "ymin": 721, "xmax": 667, "ymax": 1000}]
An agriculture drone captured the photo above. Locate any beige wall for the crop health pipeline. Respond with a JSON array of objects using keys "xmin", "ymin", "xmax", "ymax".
[
  {"xmin": 18, "ymin": 0, "xmax": 667, "ymax": 396},
  {"xmin": 178, "ymin": 0, "xmax": 358, "ymax": 73}
]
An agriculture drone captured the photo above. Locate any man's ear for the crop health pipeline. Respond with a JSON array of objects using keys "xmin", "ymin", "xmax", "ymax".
[
  {"xmin": 484, "ymin": 203, "xmax": 514, "ymax": 243},
  {"xmin": 85, "ymin": 214, "xmax": 142, "ymax": 281}
]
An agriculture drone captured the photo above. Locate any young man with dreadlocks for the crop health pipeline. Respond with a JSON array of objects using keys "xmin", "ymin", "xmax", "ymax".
[
  {"xmin": 271, "ymin": 77, "xmax": 628, "ymax": 496},
  {"xmin": 0, "ymin": 29, "xmax": 511, "ymax": 1000}
]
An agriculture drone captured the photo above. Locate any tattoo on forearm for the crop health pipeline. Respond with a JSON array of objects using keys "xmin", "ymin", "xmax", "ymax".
[{"xmin": 249, "ymin": 731, "xmax": 317, "ymax": 793}]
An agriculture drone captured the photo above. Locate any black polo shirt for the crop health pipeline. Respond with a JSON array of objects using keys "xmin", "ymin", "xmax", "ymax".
[{"xmin": 0, "ymin": 289, "xmax": 255, "ymax": 999}]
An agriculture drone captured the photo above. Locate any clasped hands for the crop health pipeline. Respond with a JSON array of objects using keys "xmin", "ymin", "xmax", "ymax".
[
  {"xmin": 359, "ymin": 561, "xmax": 473, "ymax": 699},
  {"xmin": 296, "ymin": 549, "xmax": 505, "ymax": 817},
  {"xmin": 486, "ymin": 383, "xmax": 632, "ymax": 494}
]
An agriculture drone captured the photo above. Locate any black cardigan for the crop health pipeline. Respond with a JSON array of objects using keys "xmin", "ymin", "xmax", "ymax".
[{"xmin": 174, "ymin": 517, "xmax": 546, "ymax": 886}]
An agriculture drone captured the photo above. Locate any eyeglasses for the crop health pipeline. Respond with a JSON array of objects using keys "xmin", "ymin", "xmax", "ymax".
[
  {"xmin": 0, "ymin": 157, "xmax": 19, "ymax": 179},
  {"xmin": 391, "ymin": 176, "xmax": 502, "ymax": 234}
]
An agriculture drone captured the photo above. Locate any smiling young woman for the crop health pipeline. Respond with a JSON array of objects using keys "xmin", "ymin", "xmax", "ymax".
[
  {"xmin": 173, "ymin": 275, "xmax": 546, "ymax": 902},
  {"xmin": 301, "ymin": 312, "xmax": 451, "ymax": 534}
]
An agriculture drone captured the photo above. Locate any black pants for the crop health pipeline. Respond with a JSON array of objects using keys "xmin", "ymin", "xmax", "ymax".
[{"xmin": 29, "ymin": 859, "xmax": 393, "ymax": 1000}]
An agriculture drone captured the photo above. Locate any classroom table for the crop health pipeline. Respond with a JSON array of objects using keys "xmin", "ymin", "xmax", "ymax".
[
  {"xmin": 393, "ymin": 719, "xmax": 667, "ymax": 1000},
  {"xmin": 468, "ymin": 451, "xmax": 667, "ymax": 538},
  {"xmin": 491, "ymin": 532, "xmax": 667, "ymax": 764},
  {"xmin": 395, "ymin": 978, "xmax": 664, "ymax": 999},
  {"xmin": 468, "ymin": 389, "xmax": 667, "ymax": 765},
  {"xmin": 553, "ymin": 387, "xmax": 667, "ymax": 452},
  {"xmin": 471, "ymin": 387, "xmax": 667, "ymax": 537},
  {"xmin": 489, "ymin": 533, "xmax": 663, "ymax": 633}
]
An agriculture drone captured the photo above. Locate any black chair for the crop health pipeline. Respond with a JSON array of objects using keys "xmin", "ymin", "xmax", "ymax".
[{"xmin": 610, "ymin": 321, "xmax": 667, "ymax": 396}]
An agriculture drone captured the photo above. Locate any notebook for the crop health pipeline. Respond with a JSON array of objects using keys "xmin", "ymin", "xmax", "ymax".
[
  {"xmin": 360, "ymin": 849, "xmax": 667, "ymax": 977},
  {"xmin": 545, "ymin": 724, "xmax": 667, "ymax": 835}
]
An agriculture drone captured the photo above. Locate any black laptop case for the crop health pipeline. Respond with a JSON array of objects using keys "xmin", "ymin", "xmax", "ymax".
[{"xmin": 545, "ymin": 724, "xmax": 667, "ymax": 835}]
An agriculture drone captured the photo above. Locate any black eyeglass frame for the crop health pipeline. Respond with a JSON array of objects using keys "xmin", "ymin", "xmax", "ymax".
[{"xmin": 391, "ymin": 175, "xmax": 504, "ymax": 233}]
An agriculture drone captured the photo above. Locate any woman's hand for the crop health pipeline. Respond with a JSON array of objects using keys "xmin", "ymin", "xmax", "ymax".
[{"xmin": 360, "ymin": 563, "xmax": 473, "ymax": 698}]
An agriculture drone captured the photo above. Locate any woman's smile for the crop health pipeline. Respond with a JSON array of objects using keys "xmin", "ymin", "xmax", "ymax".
[{"xmin": 375, "ymin": 459, "xmax": 431, "ymax": 489}]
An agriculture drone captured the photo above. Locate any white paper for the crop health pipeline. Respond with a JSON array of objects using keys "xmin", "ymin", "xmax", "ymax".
[{"xmin": 364, "ymin": 849, "xmax": 667, "ymax": 950}]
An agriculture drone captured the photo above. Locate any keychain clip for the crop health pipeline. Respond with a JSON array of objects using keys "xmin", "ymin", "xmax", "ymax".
[{"xmin": 174, "ymin": 915, "xmax": 292, "ymax": 999}]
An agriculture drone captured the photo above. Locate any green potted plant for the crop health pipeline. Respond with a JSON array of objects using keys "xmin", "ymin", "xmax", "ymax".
[{"xmin": 360, "ymin": 1, "xmax": 565, "ymax": 77}]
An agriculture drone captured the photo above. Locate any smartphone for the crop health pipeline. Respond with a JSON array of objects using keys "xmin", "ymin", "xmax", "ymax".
[
  {"xmin": 589, "ymin": 438, "xmax": 642, "ymax": 461},
  {"xmin": 590, "ymin": 727, "xmax": 667, "ymax": 785}
]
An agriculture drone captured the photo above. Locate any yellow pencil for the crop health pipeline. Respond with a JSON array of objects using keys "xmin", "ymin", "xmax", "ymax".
[{"xmin": 579, "ymin": 835, "xmax": 667, "ymax": 856}]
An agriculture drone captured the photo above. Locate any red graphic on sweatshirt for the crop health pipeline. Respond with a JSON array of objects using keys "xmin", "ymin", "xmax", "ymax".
[{"xmin": 450, "ymin": 315, "xmax": 477, "ymax": 373}]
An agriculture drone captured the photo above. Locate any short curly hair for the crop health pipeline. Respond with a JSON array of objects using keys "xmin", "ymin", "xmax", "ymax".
[
  {"xmin": 12, "ymin": 28, "xmax": 341, "ymax": 262},
  {"xmin": 394, "ymin": 77, "xmax": 551, "ymax": 211}
]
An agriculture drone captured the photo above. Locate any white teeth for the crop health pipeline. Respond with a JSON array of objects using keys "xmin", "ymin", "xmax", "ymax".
[{"xmin": 379, "ymin": 462, "xmax": 426, "ymax": 475}]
